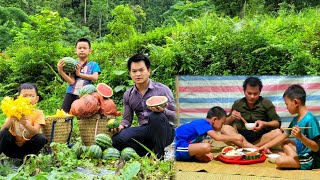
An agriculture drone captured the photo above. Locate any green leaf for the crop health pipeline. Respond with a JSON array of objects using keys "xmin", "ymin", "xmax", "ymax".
[
  {"xmin": 114, "ymin": 85, "xmax": 125, "ymax": 93},
  {"xmin": 132, "ymin": 138, "xmax": 156, "ymax": 159},
  {"xmin": 121, "ymin": 161, "xmax": 141, "ymax": 179},
  {"xmin": 113, "ymin": 70, "xmax": 126, "ymax": 76}
]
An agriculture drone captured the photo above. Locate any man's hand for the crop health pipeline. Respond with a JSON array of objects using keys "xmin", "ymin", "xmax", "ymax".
[
  {"xmin": 57, "ymin": 59, "xmax": 65, "ymax": 73},
  {"xmin": 110, "ymin": 124, "xmax": 125, "ymax": 135},
  {"xmin": 230, "ymin": 110, "xmax": 242, "ymax": 121},
  {"xmin": 148, "ymin": 105, "xmax": 166, "ymax": 113},
  {"xmin": 258, "ymin": 146, "xmax": 272, "ymax": 154},
  {"xmin": 254, "ymin": 120, "xmax": 265, "ymax": 131},
  {"xmin": 291, "ymin": 125, "xmax": 302, "ymax": 139}
]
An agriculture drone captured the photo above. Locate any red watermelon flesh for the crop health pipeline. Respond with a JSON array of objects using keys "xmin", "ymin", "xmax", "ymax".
[
  {"xmin": 97, "ymin": 83, "xmax": 113, "ymax": 98},
  {"xmin": 221, "ymin": 146, "xmax": 236, "ymax": 153},
  {"xmin": 146, "ymin": 96, "xmax": 168, "ymax": 107}
]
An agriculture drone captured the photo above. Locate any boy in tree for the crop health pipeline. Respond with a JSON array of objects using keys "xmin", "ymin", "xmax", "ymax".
[
  {"xmin": 0, "ymin": 83, "xmax": 47, "ymax": 159},
  {"xmin": 175, "ymin": 106, "xmax": 245, "ymax": 162},
  {"xmin": 57, "ymin": 38, "xmax": 101, "ymax": 113},
  {"xmin": 259, "ymin": 85, "xmax": 320, "ymax": 169}
]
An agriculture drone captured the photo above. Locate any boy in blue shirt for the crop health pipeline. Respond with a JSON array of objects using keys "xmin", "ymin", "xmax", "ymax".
[
  {"xmin": 57, "ymin": 38, "xmax": 101, "ymax": 113},
  {"xmin": 175, "ymin": 106, "xmax": 245, "ymax": 162},
  {"xmin": 259, "ymin": 85, "xmax": 320, "ymax": 170}
]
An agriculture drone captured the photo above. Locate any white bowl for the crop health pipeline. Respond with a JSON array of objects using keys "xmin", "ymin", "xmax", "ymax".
[
  {"xmin": 245, "ymin": 123, "xmax": 256, "ymax": 130},
  {"xmin": 267, "ymin": 154, "xmax": 281, "ymax": 163},
  {"xmin": 221, "ymin": 154, "xmax": 243, "ymax": 160}
]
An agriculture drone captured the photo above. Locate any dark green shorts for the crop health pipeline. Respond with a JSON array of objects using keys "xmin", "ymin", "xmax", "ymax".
[{"xmin": 299, "ymin": 153, "xmax": 313, "ymax": 170}]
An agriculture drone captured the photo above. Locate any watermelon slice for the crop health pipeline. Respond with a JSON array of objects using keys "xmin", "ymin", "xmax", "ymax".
[
  {"xmin": 244, "ymin": 152, "xmax": 261, "ymax": 160},
  {"xmin": 96, "ymin": 83, "xmax": 113, "ymax": 98},
  {"xmin": 221, "ymin": 146, "xmax": 236, "ymax": 153},
  {"xmin": 146, "ymin": 96, "xmax": 168, "ymax": 107}
]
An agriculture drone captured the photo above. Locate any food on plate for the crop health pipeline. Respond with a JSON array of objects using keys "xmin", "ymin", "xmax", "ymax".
[
  {"xmin": 221, "ymin": 146, "xmax": 236, "ymax": 153},
  {"xmin": 237, "ymin": 148, "xmax": 257, "ymax": 153},
  {"xmin": 244, "ymin": 152, "xmax": 261, "ymax": 160},
  {"xmin": 221, "ymin": 149, "xmax": 244, "ymax": 160}
]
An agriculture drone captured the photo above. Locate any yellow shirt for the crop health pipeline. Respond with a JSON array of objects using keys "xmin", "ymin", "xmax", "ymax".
[{"xmin": 9, "ymin": 109, "xmax": 46, "ymax": 145}]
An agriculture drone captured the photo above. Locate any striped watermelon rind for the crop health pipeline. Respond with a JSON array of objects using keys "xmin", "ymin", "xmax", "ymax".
[
  {"xmin": 88, "ymin": 144, "xmax": 103, "ymax": 159},
  {"xmin": 103, "ymin": 147, "xmax": 120, "ymax": 161},
  {"xmin": 244, "ymin": 152, "xmax": 261, "ymax": 160},
  {"xmin": 95, "ymin": 134, "xmax": 113, "ymax": 150},
  {"xmin": 71, "ymin": 141, "xmax": 83, "ymax": 158},
  {"xmin": 79, "ymin": 84, "xmax": 97, "ymax": 97},
  {"xmin": 62, "ymin": 57, "xmax": 78, "ymax": 73},
  {"xmin": 121, "ymin": 147, "xmax": 139, "ymax": 161},
  {"xmin": 146, "ymin": 96, "xmax": 168, "ymax": 107}
]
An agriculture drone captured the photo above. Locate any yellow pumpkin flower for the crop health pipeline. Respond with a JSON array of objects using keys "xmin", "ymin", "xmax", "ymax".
[{"xmin": 1, "ymin": 96, "xmax": 35, "ymax": 120}]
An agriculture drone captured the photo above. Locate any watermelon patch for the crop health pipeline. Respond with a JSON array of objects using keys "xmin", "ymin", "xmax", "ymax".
[
  {"xmin": 146, "ymin": 96, "xmax": 168, "ymax": 107},
  {"xmin": 97, "ymin": 83, "xmax": 113, "ymax": 98}
]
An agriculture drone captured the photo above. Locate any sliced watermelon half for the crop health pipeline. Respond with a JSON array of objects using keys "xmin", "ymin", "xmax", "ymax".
[
  {"xmin": 96, "ymin": 83, "xmax": 113, "ymax": 98},
  {"xmin": 146, "ymin": 96, "xmax": 168, "ymax": 107},
  {"xmin": 221, "ymin": 146, "xmax": 236, "ymax": 153}
]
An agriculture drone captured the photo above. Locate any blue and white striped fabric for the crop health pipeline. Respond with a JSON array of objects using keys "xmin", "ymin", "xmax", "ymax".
[{"xmin": 176, "ymin": 76, "xmax": 320, "ymax": 127}]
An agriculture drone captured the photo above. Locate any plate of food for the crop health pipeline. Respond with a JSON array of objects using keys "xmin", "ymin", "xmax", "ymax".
[
  {"xmin": 221, "ymin": 146, "xmax": 244, "ymax": 160},
  {"xmin": 218, "ymin": 146, "xmax": 266, "ymax": 164}
]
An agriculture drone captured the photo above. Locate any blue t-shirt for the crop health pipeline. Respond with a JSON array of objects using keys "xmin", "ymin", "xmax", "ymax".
[
  {"xmin": 175, "ymin": 119, "xmax": 213, "ymax": 145},
  {"xmin": 66, "ymin": 61, "xmax": 101, "ymax": 95},
  {"xmin": 286, "ymin": 112, "xmax": 320, "ymax": 155}
]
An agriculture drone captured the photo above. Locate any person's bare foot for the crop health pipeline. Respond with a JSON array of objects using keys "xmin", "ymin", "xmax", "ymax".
[{"xmin": 195, "ymin": 153, "xmax": 214, "ymax": 162}]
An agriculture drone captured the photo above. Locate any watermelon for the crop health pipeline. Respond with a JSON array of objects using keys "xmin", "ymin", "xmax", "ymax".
[
  {"xmin": 121, "ymin": 147, "xmax": 139, "ymax": 161},
  {"xmin": 62, "ymin": 57, "xmax": 78, "ymax": 73},
  {"xmin": 88, "ymin": 144, "xmax": 103, "ymax": 159},
  {"xmin": 221, "ymin": 146, "xmax": 236, "ymax": 153},
  {"xmin": 107, "ymin": 119, "xmax": 120, "ymax": 129},
  {"xmin": 146, "ymin": 96, "xmax": 168, "ymax": 107},
  {"xmin": 96, "ymin": 83, "xmax": 113, "ymax": 98},
  {"xmin": 82, "ymin": 145, "xmax": 89, "ymax": 153},
  {"xmin": 244, "ymin": 152, "xmax": 261, "ymax": 160},
  {"xmin": 95, "ymin": 133, "xmax": 113, "ymax": 150},
  {"xmin": 79, "ymin": 84, "xmax": 97, "ymax": 97},
  {"xmin": 103, "ymin": 147, "xmax": 120, "ymax": 161},
  {"xmin": 71, "ymin": 141, "xmax": 83, "ymax": 158}
]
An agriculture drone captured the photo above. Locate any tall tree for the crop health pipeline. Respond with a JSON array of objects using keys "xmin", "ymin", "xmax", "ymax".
[
  {"xmin": 107, "ymin": 4, "xmax": 137, "ymax": 41},
  {"xmin": 90, "ymin": 0, "xmax": 108, "ymax": 38}
]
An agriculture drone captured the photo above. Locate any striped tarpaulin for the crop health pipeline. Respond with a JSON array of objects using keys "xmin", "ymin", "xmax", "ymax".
[{"xmin": 176, "ymin": 76, "xmax": 320, "ymax": 127}]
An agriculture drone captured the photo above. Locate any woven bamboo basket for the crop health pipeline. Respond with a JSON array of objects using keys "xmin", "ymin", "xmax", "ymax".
[
  {"xmin": 78, "ymin": 114, "xmax": 115, "ymax": 146},
  {"xmin": 43, "ymin": 116, "xmax": 73, "ymax": 144}
]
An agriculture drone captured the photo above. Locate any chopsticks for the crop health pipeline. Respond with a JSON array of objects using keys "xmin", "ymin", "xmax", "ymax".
[
  {"xmin": 239, "ymin": 116, "xmax": 248, "ymax": 124},
  {"xmin": 282, "ymin": 127, "xmax": 311, "ymax": 130}
]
